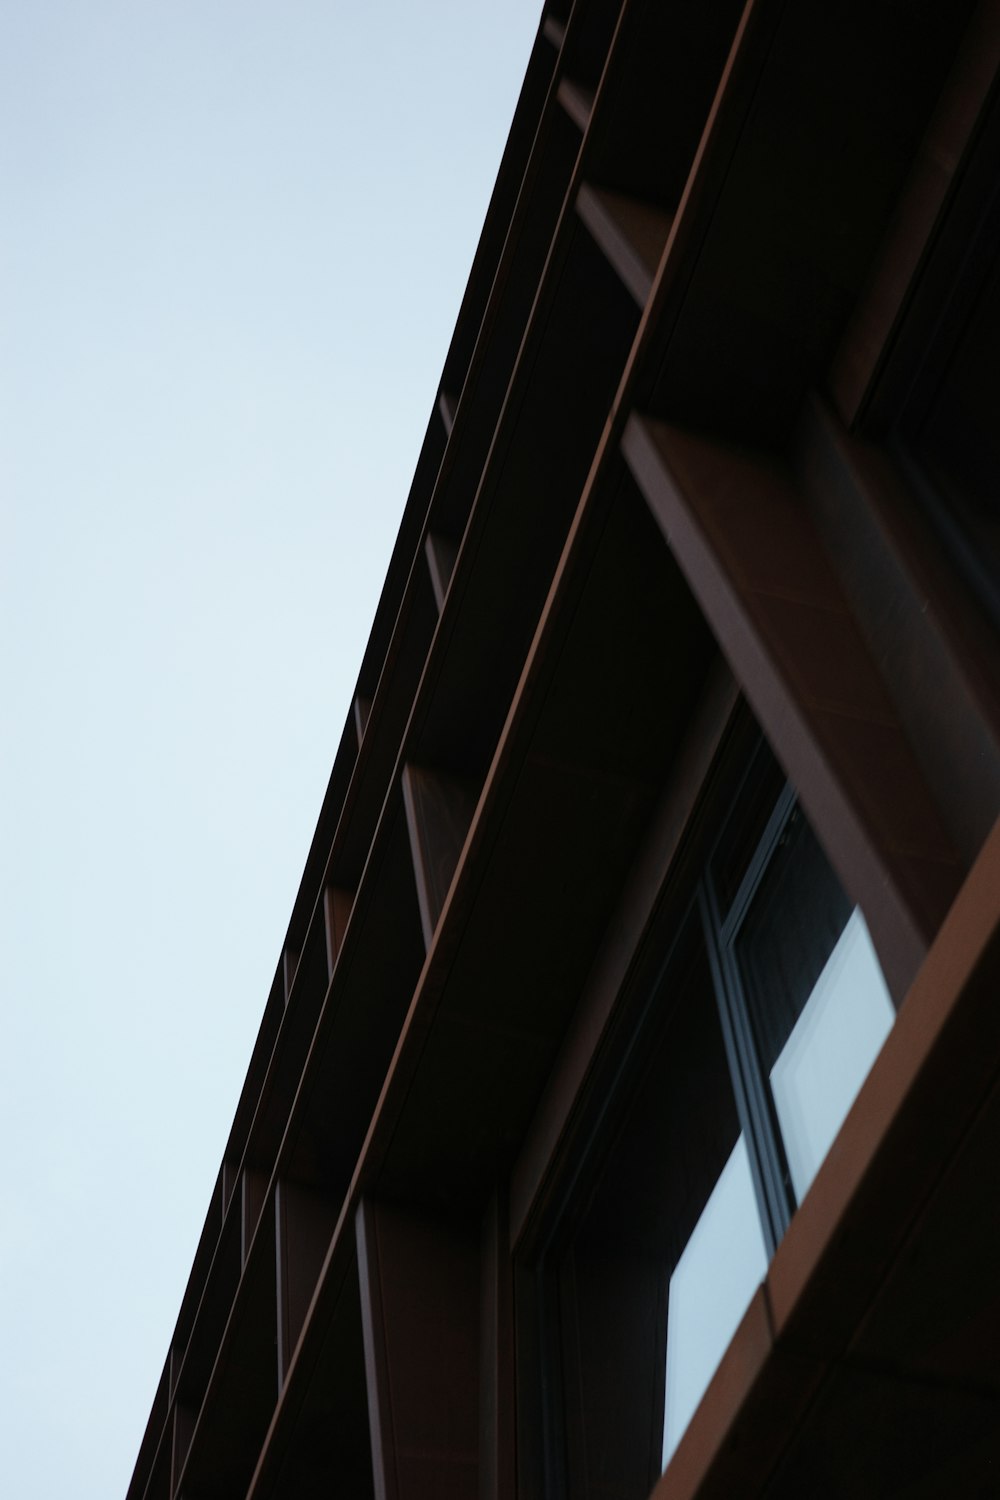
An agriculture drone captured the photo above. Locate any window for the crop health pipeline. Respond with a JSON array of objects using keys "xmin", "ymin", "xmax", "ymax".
[
  {"xmin": 661, "ymin": 1132, "xmax": 767, "ymax": 1465},
  {"xmin": 541, "ymin": 737, "xmax": 896, "ymax": 1492},
  {"xmin": 703, "ymin": 748, "xmax": 895, "ymax": 1247}
]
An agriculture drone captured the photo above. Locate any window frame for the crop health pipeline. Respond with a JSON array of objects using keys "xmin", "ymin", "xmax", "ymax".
[
  {"xmin": 700, "ymin": 774, "xmax": 800, "ymax": 1253},
  {"xmin": 526, "ymin": 725, "xmax": 898, "ymax": 1494}
]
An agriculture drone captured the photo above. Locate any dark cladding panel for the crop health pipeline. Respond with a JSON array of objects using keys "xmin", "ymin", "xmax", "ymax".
[{"xmin": 357, "ymin": 1200, "xmax": 480, "ymax": 1500}]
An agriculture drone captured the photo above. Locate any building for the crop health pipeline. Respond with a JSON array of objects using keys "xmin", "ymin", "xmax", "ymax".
[{"xmin": 126, "ymin": 2, "xmax": 1000, "ymax": 1496}]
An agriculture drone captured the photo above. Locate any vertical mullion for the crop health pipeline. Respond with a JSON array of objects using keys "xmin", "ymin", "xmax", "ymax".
[
  {"xmin": 719, "ymin": 783, "xmax": 798, "ymax": 940},
  {"xmin": 698, "ymin": 880, "xmax": 790, "ymax": 1255}
]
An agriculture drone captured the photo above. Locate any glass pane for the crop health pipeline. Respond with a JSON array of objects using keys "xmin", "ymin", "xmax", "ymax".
[
  {"xmin": 662, "ymin": 1135, "xmax": 768, "ymax": 1467},
  {"xmin": 556, "ymin": 919, "xmax": 757, "ymax": 1500},
  {"xmin": 735, "ymin": 807, "xmax": 895, "ymax": 1207},
  {"xmin": 770, "ymin": 907, "xmax": 894, "ymax": 1201},
  {"xmin": 735, "ymin": 808, "xmax": 851, "ymax": 1076}
]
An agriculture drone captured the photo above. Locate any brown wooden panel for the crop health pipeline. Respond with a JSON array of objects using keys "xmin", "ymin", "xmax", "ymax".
[
  {"xmin": 242, "ymin": 1169, "xmax": 268, "ymax": 1268},
  {"xmin": 170, "ymin": 1403, "xmax": 196, "ymax": 1496},
  {"xmin": 175, "ymin": 1202, "xmax": 242, "ymax": 1411},
  {"xmin": 759, "ymin": 1361, "xmax": 996, "ymax": 1498},
  {"xmin": 354, "ymin": 695, "xmax": 372, "ymax": 750},
  {"xmin": 479, "ymin": 1190, "xmax": 515, "ymax": 1500},
  {"xmin": 281, "ymin": 949, "xmax": 298, "ymax": 1007},
  {"xmin": 799, "ymin": 399, "xmax": 1000, "ymax": 866},
  {"xmin": 542, "ymin": 16, "xmax": 566, "ymax": 51},
  {"xmin": 334, "ymin": 552, "xmax": 440, "ymax": 892},
  {"xmin": 276, "ymin": 1180, "xmax": 339, "ymax": 1388},
  {"xmin": 221, "ymin": 1160, "xmax": 239, "ymax": 1216},
  {"xmin": 323, "ymin": 883, "xmax": 354, "ymax": 979},
  {"xmin": 424, "ymin": 531, "xmax": 459, "ymax": 615},
  {"xmin": 562, "ymin": 1245, "xmax": 667, "ymax": 1500},
  {"xmin": 401, "ymin": 763, "xmax": 479, "ymax": 951},
  {"xmin": 178, "ymin": 1213, "xmax": 279, "ymax": 1498},
  {"xmin": 623, "ymin": 412, "xmax": 962, "ymax": 1000},
  {"xmin": 437, "ymin": 389, "xmax": 457, "ymax": 436},
  {"xmin": 282, "ymin": 798, "xmax": 426, "ymax": 1194},
  {"xmin": 576, "ymin": 183, "xmax": 672, "ymax": 307},
  {"xmin": 557, "ymin": 77, "xmax": 593, "ymax": 134},
  {"xmin": 259, "ymin": 1252, "xmax": 374, "ymax": 1500},
  {"xmin": 357, "ymin": 1199, "xmax": 480, "ymax": 1500},
  {"xmin": 850, "ymin": 1068, "xmax": 1000, "ymax": 1389}
]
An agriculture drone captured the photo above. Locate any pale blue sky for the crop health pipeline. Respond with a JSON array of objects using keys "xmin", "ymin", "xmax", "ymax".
[{"xmin": 0, "ymin": 4, "xmax": 540, "ymax": 1493}]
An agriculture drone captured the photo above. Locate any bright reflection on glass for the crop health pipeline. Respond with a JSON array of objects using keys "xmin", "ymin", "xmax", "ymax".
[
  {"xmin": 662, "ymin": 1136, "xmax": 768, "ymax": 1468},
  {"xmin": 770, "ymin": 908, "xmax": 894, "ymax": 1202}
]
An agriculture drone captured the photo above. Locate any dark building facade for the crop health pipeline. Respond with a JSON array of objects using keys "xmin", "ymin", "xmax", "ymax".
[{"xmin": 128, "ymin": 2, "xmax": 1000, "ymax": 1496}]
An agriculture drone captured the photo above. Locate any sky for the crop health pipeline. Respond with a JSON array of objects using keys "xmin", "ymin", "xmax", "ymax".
[{"xmin": 0, "ymin": 4, "xmax": 541, "ymax": 1493}]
